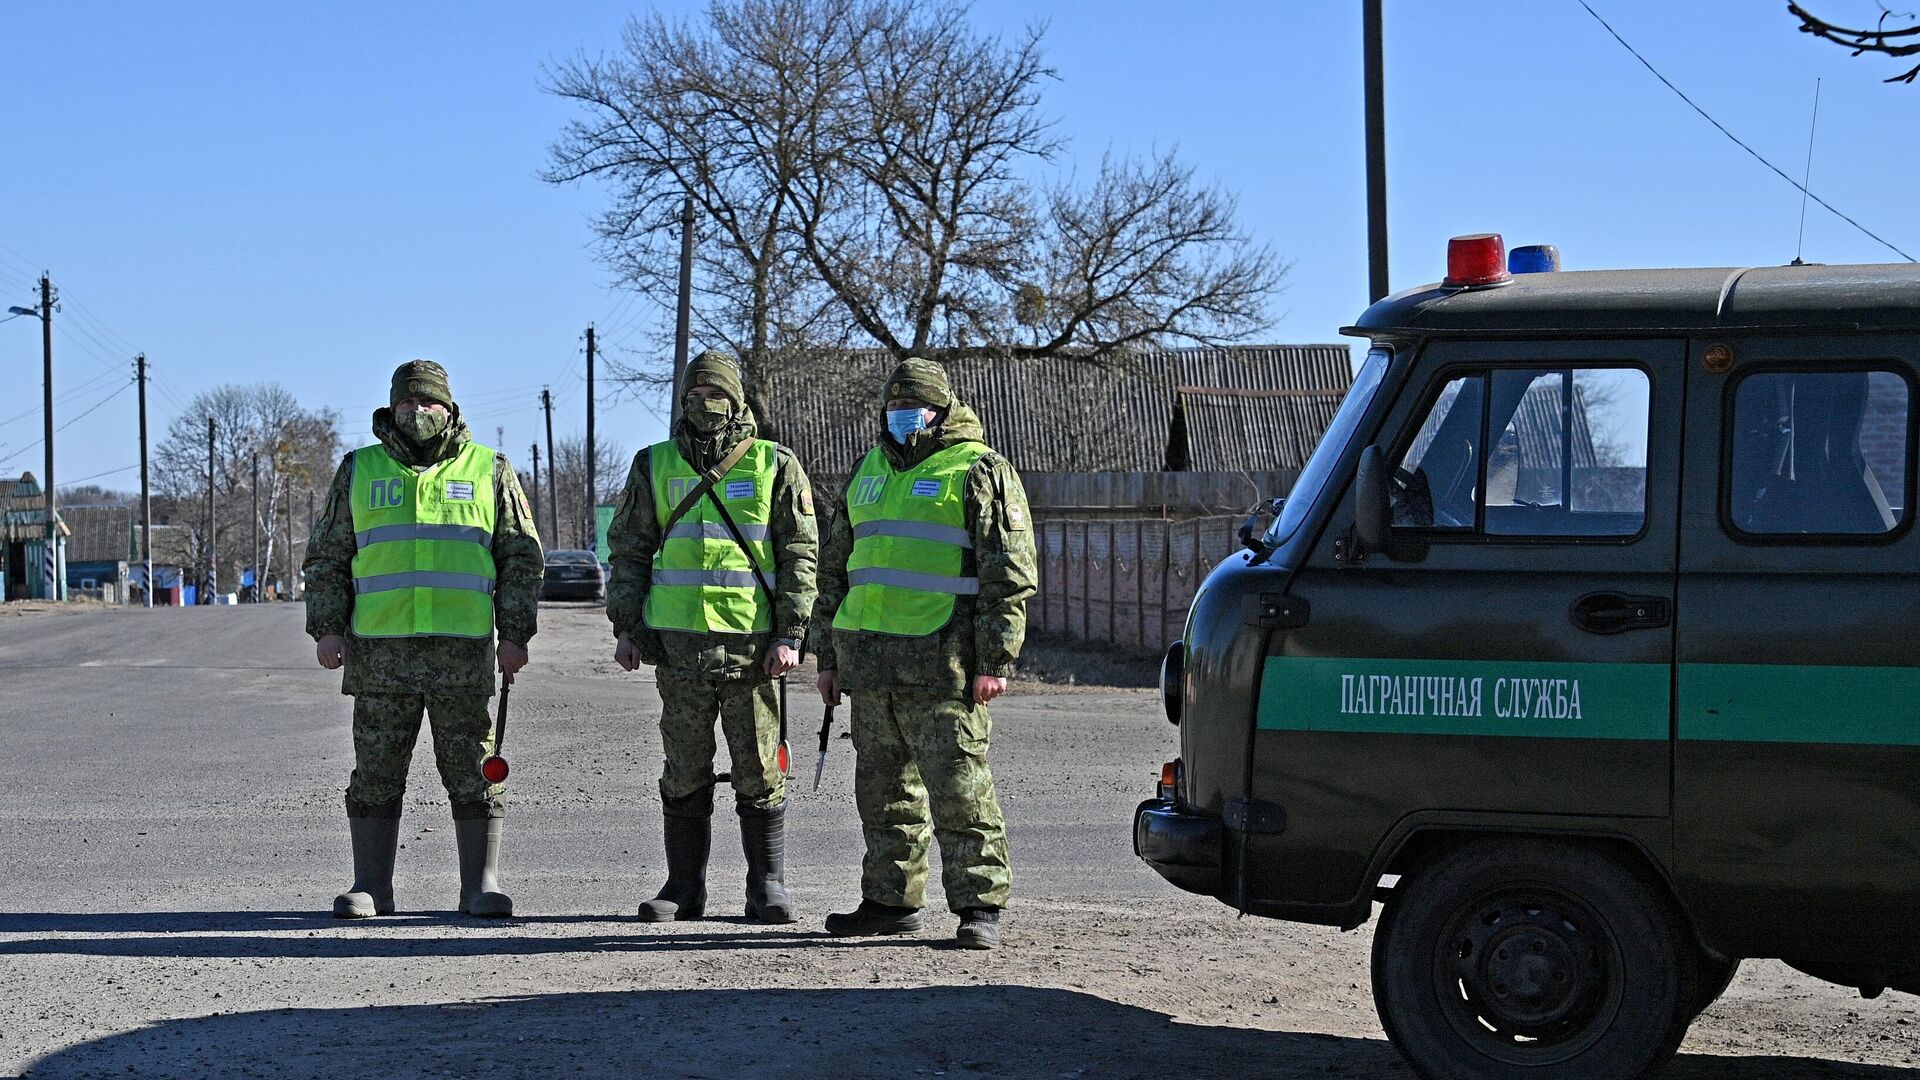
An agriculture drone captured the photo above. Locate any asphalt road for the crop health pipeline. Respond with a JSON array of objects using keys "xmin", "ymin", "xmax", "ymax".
[{"xmin": 1, "ymin": 603, "xmax": 1916, "ymax": 1079}]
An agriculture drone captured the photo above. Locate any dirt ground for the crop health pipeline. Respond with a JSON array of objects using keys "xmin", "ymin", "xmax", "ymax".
[{"xmin": 0, "ymin": 603, "xmax": 1916, "ymax": 1079}]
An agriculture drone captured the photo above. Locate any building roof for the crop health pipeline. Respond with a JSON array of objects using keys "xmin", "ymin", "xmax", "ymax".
[
  {"xmin": 0, "ymin": 473, "xmax": 68, "ymax": 542},
  {"xmin": 1348, "ymin": 263, "xmax": 1920, "ymax": 339},
  {"xmin": 762, "ymin": 346, "xmax": 1354, "ymax": 478},
  {"xmin": 59, "ymin": 504, "xmax": 137, "ymax": 564}
]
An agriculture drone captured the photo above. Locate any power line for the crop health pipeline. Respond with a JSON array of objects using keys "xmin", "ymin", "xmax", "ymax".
[
  {"xmin": 0, "ymin": 379, "xmax": 135, "ymax": 468},
  {"xmin": 58, "ymin": 463, "xmax": 139, "ymax": 488},
  {"xmin": 1578, "ymin": 0, "xmax": 1915, "ymax": 262}
]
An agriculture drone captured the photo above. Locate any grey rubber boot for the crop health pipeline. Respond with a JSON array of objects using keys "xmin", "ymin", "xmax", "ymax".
[
  {"xmin": 453, "ymin": 814, "xmax": 513, "ymax": 918},
  {"xmin": 333, "ymin": 812, "xmax": 401, "ymax": 919},
  {"xmin": 739, "ymin": 801, "xmax": 794, "ymax": 924},
  {"xmin": 824, "ymin": 899, "xmax": 923, "ymax": 937},
  {"xmin": 638, "ymin": 790, "xmax": 711, "ymax": 922}
]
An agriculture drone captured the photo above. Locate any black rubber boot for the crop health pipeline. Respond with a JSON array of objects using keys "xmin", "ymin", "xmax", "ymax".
[
  {"xmin": 739, "ymin": 802, "xmax": 794, "ymax": 924},
  {"xmin": 956, "ymin": 907, "xmax": 1003, "ymax": 950},
  {"xmin": 453, "ymin": 813, "xmax": 513, "ymax": 918},
  {"xmin": 639, "ymin": 790, "xmax": 712, "ymax": 922},
  {"xmin": 824, "ymin": 899, "xmax": 923, "ymax": 937},
  {"xmin": 333, "ymin": 808, "xmax": 401, "ymax": 919}
]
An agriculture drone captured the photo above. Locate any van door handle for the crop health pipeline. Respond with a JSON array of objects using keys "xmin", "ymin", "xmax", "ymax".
[{"xmin": 1569, "ymin": 592, "xmax": 1670, "ymax": 635}]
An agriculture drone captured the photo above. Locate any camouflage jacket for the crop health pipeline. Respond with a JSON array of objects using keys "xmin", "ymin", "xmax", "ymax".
[
  {"xmin": 605, "ymin": 408, "xmax": 818, "ymax": 681},
  {"xmin": 303, "ymin": 409, "xmax": 544, "ymax": 696},
  {"xmin": 814, "ymin": 399, "xmax": 1037, "ymax": 696}
]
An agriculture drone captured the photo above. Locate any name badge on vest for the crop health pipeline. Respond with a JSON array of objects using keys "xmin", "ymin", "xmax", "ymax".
[
  {"xmin": 445, "ymin": 481, "xmax": 476, "ymax": 501},
  {"xmin": 910, "ymin": 479, "xmax": 943, "ymax": 498},
  {"xmin": 725, "ymin": 480, "xmax": 755, "ymax": 500}
]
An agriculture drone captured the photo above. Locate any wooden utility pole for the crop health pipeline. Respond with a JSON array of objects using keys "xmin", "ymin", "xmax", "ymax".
[
  {"xmin": 672, "ymin": 193, "xmax": 694, "ymax": 427},
  {"xmin": 38, "ymin": 274, "xmax": 57, "ymax": 600},
  {"xmin": 1363, "ymin": 0, "xmax": 1390, "ymax": 303},
  {"xmin": 541, "ymin": 387, "xmax": 559, "ymax": 545},
  {"xmin": 136, "ymin": 354, "xmax": 151, "ymax": 608},
  {"xmin": 530, "ymin": 442, "xmax": 543, "ymax": 542},
  {"xmin": 206, "ymin": 417, "xmax": 217, "ymax": 602},
  {"xmin": 585, "ymin": 324, "xmax": 596, "ymax": 552}
]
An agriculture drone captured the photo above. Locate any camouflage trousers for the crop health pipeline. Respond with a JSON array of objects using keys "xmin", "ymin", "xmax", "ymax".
[
  {"xmin": 656, "ymin": 671, "xmax": 785, "ymax": 811},
  {"xmin": 346, "ymin": 692, "xmax": 504, "ymax": 819},
  {"xmin": 851, "ymin": 688, "xmax": 1010, "ymax": 913}
]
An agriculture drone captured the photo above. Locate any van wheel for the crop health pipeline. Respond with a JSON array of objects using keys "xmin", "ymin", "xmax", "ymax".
[{"xmin": 1372, "ymin": 840, "xmax": 1697, "ymax": 1080}]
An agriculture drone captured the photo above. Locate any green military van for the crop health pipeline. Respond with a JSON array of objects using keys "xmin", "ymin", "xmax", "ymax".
[{"xmin": 1134, "ymin": 234, "xmax": 1919, "ymax": 1079}]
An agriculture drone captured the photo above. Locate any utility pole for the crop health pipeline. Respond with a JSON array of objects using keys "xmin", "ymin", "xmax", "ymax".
[
  {"xmin": 285, "ymin": 473, "xmax": 295, "ymax": 601},
  {"xmin": 541, "ymin": 387, "xmax": 559, "ymax": 545},
  {"xmin": 250, "ymin": 453, "xmax": 259, "ymax": 603},
  {"xmin": 38, "ymin": 274, "xmax": 58, "ymax": 600},
  {"xmin": 496, "ymin": 424, "xmax": 504, "ymax": 451},
  {"xmin": 206, "ymin": 417, "xmax": 218, "ymax": 602},
  {"xmin": 672, "ymin": 192, "xmax": 695, "ymax": 426},
  {"xmin": 530, "ymin": 442, "xmax": 543, "ymax": 542},
  {"xmin": 136, "ymin": 354, "xmax": 151, "ymax": 608},
  {"xmin": 585, "ymin": 323, "xmax": 596, "ymax": 553},
  {"xmin": 1363, "ymin": 0, "xmax": 1390, "ymax": 304}
]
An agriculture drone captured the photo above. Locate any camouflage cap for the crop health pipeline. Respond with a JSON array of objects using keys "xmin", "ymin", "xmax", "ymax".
[
  {"xmin": 684, "ymin": 350, "xmax": 745, "ymax": 410},
  {"xmin": 883, "ymin": 357, "xmax": 952, "ymax": 408},
  {"xmin": 390, "ymin": 359, "xmax": 453, "ymax": 409}
]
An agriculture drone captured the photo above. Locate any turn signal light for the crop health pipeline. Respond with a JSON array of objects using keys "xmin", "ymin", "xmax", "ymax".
[
  {"xmin": 1444, "ymin": 233, "xmax": 1511, "ymax": 288},
  {"xmin": 1158, "ymin": 759, "xmax": 1181, "ymax": 800}
]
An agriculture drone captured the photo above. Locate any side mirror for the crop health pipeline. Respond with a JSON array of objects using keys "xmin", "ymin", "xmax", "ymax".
[{"xmin": 1354, "ymin": 446, "xmax": 1391, "ymax": 554}]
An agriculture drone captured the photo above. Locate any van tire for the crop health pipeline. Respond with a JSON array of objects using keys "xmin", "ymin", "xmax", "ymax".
[{"xmin": 1372, "ymin": 839, "xmax": 1697, "ymax": 1080}]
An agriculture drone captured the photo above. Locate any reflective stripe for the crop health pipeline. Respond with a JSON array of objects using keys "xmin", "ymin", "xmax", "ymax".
[
  {"xmin": 354, "ymin": 571, "xmax": 497, "ymax": 595},
  {"xmin": 666, "ymin": 522, "xmax": 771, "ymax": 543},
  {"xmin": 847, "ymin": 567, "xmax": 979, "ymax": 595},
  {"xmin": 852, "ymin": 519, "xmax": 972, "ymax": 549},
  {"xmin": 652, "ymin": 568, "xmax": 771, "ymax": 589},
  {"xmin": 355, "ymin": 523, "xmax": 494, "ymax": 548}
]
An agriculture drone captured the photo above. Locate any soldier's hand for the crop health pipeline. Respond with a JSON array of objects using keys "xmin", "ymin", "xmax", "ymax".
[
  {"xmin": 972, "ymin": 675, "xmax": 1007, "ymax": 705},
  {"xmin": 315, "ymin": 634, "xmax": 347, "ymax": 670},
  {"xmin": 498, "ymin": 639, "xmax": 529, "ymax": 683},
  {"xmin": 765, "ymin": 643, "xmax": 800, "ymax": 677},
  {"xmin": 817, "ymin": 668, "xmax": 841, "ymax": 706},
  {"xmin": 615, "ymin": 633, "xmax": 640, "ymax": 672}
]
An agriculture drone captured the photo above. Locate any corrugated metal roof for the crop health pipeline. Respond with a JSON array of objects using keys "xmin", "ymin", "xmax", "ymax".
[{"xmin": 762, "ymin": 346, "xmax": 1352, "ymax": 478}]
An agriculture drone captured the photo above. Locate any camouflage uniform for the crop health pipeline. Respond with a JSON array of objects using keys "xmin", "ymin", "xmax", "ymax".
[
  {"xmin": 606, "ymin": 351, "xmax": 817, "ymax": 921},
  {"xmin": 816, "ymin": 363, "xmax": 1038, "ymax": 918},
  {"xmin": 304, "ymin": 360, "xmax": 542, "ymax": 919}
]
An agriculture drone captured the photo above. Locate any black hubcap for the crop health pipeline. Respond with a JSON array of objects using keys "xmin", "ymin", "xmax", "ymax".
[{"xmin": 1433, "ymin": 887, "xmax": 1621, "ymax": 1064}]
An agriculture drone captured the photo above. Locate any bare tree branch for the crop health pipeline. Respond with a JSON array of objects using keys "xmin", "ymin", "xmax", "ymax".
[{"xmin": 1793, "ymin": 2, "xmax": 1920, "ymax": 83}]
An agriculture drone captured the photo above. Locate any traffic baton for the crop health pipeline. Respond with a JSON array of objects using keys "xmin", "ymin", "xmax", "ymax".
[
  {"xmin": 479, "ymin": 674, "xmax": 511, "ymax": 784},
  {"xmin": 812, "ymin": 702, "xmax": 837, "ymax": 792}
]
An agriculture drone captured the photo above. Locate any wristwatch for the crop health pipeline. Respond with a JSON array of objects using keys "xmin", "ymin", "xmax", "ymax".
[{"xmin": 776, "ymin": 636, "xmax": 802, "ymax": 651}]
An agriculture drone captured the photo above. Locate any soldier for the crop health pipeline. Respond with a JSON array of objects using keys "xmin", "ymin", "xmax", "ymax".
[
  {"xmin": 607, "ymin": 350, "xmax": 818, "ymax": 923},
  {"xmin": 815, "ymin": 358, "xmax": 1037, "ymax": 950},
  {"xmin": 305, "ymin": 359, "xmax": 544, "ymax": 919}
]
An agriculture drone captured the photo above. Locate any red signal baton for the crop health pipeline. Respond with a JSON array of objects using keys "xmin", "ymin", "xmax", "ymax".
[{"xmin": 479, "ymin": 674, "xmax": 510, "ymax": 783}]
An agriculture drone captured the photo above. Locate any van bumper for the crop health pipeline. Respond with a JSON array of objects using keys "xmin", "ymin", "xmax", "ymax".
[{"xmin": 1133, "ymin": 797, "xmax": 1224, "ymax": 896}]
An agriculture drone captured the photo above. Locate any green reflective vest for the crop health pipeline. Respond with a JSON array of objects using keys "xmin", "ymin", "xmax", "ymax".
[
  {"xmin": 348, "ymin": 441, "xmax": 498, "ymax": 639},
  {"xmin": 644, "ymin": 438, "xmax": 778, "ymax": 634},
  {"xmin": 834, "ymin": 441, "xmax": 990, "ymax": 638}
]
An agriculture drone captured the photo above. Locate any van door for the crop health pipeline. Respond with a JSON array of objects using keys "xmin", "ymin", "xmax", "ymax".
[
  {"xmin": 1676, "ymin": 337, "xmax": 1920, "ymax": 964},
  {"xmin": 1253, "ymin": 338, "xmax": 1681, "ymax": 911}
]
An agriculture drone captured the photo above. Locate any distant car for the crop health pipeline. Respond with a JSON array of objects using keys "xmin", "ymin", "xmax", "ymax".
[{"xmin": 540, "ymin": 549, "xmax": 606, "ymax": 602}]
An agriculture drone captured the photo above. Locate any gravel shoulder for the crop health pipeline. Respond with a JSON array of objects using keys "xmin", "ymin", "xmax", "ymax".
[{"xmin": 0, "ymin": 604, "xmax": 1915, "ymax": 1079}]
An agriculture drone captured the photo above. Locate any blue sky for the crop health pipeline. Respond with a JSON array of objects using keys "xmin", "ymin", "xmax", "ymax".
[{"xmin": 3, "ymin": 1, "xmax": 1916, "ymax": 492}]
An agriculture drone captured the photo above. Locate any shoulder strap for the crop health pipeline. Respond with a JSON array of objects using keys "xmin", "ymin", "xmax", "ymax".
[{"xmin": 659, "ymin": 436, "xmax": 757, "ymax": 535}]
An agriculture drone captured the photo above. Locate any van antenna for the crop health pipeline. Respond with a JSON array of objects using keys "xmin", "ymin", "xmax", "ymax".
[{"xmin": 1792, "ymin": 78, "xmax": 1822, "ymax": 267}]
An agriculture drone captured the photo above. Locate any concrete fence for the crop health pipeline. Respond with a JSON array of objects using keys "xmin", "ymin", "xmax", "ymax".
[{"xmin": 1034, "ymin": 514, "xmax": 1244, "ymax": 657}]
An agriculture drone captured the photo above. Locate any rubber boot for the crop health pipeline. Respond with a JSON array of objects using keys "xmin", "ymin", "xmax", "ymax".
[
  {"xmin": 453, "ymin": 814, "xmax": 513, "ymax": 918},
  {"xmin": 333, "ymin": 812, "xmax": 401, "ymax": 919},
  {"xmin": 824, "ymin": 899, "xmax": 923, "ymax": 937},
  {"xmin": 638, "ymin": 790, "xmax": 711, "ymax": 922},
  {"xmin": 739, "ymin": 802, "xmax": 794, "ymax": 924}
]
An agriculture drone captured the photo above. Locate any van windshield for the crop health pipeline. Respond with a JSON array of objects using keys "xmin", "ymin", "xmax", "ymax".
[{"xmin": 1267, "ymin": 346, "xmax": 1390, "ymax": 545}]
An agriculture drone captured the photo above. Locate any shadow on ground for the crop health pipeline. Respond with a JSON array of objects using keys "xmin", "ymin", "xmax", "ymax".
[{"xmin": 13, "ymin": 983, "xmax": 1919, "ymax": 1080}]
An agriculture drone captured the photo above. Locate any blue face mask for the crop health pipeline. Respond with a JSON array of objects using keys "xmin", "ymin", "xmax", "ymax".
[{"xmin": 886, "ymin": 407, "xmax": 929, "ymax": 441}]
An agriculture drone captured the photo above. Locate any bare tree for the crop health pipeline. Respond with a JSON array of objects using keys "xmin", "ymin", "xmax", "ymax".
[
  {"xmin": 153, "ymin": 384, "xmax": 340, "ymax": 596},
  {"xmin": 545, "ymin": 0, "xmax": 1284, "ymax": 398},
  {"xmin": 541, "ymin": 433, "xmax": 628, "ymax": 552},
  {"xmin": 1792, "ymin": 3, "xmax": 1920, "ymax": 83}
]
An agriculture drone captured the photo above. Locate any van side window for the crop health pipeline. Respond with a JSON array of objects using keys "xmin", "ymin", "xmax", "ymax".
[
  {"xmin": 1727, "ymin": 370, "xmax": 1910, "ymax": 537},
  {"xmin": 1393, "ymin": 367, "xmax": 1650, "ymax": 538}
]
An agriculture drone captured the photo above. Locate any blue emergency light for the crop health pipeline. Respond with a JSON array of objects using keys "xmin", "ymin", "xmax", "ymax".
[{"xmin": 1509, "ymin": 245, "xmax": 1561, "ymax": 274}]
